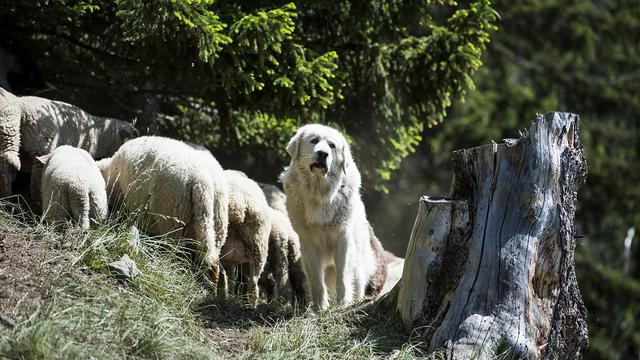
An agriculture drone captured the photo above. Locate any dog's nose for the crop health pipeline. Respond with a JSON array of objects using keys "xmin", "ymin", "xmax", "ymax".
[{"xmin": 316, "ymin": 150, "xmax": 328, "ymax": 161}]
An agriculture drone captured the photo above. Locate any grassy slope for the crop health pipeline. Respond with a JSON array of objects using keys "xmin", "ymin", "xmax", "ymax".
[{"xmin": 0, "ymin": 200, "xmax": 427, "ymax": 359}]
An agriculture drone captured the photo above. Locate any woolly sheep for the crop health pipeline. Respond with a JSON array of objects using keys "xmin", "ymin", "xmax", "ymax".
[
  {"xmin": 220, "ymin": 169, "xmax": 271, "ymax": 308},
  {"xmin": 0, "ymin": 87, "xmax": 17, "ymax": 197},
  {"xmin": 259, "ymin": 206, "xmax": 309, "ymax": 305},
  {"xmin": 0, "ymin": 95, "xmax": 138, "ymax": 202},
  {"xmin": 0, "ymin": 87, "xmax": 16, "ymax": 110},
  {"xmin": 183, "ymin": 141, "xmax": 210, "ymax": 153},
  {"xmin": 258, "ymin": 182, "xmax": 288, "ymax": 215},
  {"xmin": 37, "ymin": 145, "xmax": 108, "ymax": 229},
  {"xmin": 97, "ymin": 136, "xmax": 229, "ymax": 289}
]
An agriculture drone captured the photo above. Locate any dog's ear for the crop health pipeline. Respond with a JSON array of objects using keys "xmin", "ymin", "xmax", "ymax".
[
  {"xmin": 286, "ymin": 129, "xmax": 304, "ymax": 159},
  {"xmin": 341, "ymin": 141, "xmax": 352, "ymax": 175}
]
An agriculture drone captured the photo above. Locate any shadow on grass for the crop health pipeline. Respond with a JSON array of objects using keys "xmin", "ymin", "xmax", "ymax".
[
  {"xmin": 195, "ymin": 293, "xmax": 301, "ymax": 330},
  {"xmin": 345, "ymin": 308, "xmax": 428, "ymax": 356}
]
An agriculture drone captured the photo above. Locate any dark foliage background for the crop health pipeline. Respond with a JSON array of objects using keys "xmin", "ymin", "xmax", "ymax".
[{"xmin": 366, "ymin": 1, "xmax": 640, "ymax": 358}]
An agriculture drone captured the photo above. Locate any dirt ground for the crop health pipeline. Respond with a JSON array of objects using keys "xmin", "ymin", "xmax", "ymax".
[{"xmin": 0, "ymin": 224, "xmax": 69, "ymax": 325}]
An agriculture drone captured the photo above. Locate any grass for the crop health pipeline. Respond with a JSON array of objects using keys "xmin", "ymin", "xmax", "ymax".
[
  {"xmin": 245, "ymin": 309, "xmax": 427, "ymax": 359},
  {"xmin": 0, "ymin": 199, "xmax": 427, "ymax": 359}
]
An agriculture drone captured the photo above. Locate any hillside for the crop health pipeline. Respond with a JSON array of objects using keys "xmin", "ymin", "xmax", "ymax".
[{"xmin": 0, "ymin": 200, "xmax": 426, "ymax": 359}]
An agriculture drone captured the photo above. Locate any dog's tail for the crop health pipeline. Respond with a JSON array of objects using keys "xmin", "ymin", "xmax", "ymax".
[{"xmin": 365, "ymin": 223, "xmax": 387, "ymax": 297}]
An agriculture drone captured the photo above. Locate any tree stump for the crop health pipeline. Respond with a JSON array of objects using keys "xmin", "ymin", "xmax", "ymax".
[{"xmin": 377, "ymin": 112, "xmax": 589, "ymax": 359}]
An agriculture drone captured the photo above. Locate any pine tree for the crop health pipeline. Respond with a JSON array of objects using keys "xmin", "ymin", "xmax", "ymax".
[{"xmin": 0, "ymin": 0, "xmax": 496, "ymax": 190}]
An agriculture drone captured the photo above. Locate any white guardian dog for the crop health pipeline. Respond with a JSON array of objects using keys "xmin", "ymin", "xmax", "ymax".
[{"xmin": 281, "ymin": 124, "xmax": 386, "ymax": 310}]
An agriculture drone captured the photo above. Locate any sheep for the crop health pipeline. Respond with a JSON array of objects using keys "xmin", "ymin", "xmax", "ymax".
[
  {"xmin": 220, "ymin": 169, "xmax": 271, "ymax": 308},
  {"xmin": 255, "ymin": 182, "xmax": 308, "ymax": 304},
  {"xmin": 258, "ymin": 182, "xmax": 288, "ymax": 215},
  {"xmin": 0, "ymin": 87, "xmax": 16, "ymax": 110},
  {"xmin": 0, "ymin": 95, "xmax": 138, "ymax": 203},
  {"xmin": 97, "ymin": 136, "xmax": 229, "ymax": 291},
  {"xmin": 36, "ymin": 145, "xmax": 108, "ymax": 229},
  {"xmin": 259, "ymin": 206, "xmax": 309, "ymax": 305},
  {"xmin": 0, "ymin": 87, "xmax": 17, "ymax": 197}
]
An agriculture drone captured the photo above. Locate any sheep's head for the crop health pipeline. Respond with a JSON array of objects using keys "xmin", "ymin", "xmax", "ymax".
[
  {"xmin": 95, "ymin": 119, "xmax": 140, "ymax": 159},
  {"xmin": 118, "ymin": 123, "xmax": 139, "ymax": 143}
]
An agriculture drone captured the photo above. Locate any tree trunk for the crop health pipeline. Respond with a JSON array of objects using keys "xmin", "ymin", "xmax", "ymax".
[{"xmin": 376, "ymin": 112, "xmax": 589, "ymax": 359}]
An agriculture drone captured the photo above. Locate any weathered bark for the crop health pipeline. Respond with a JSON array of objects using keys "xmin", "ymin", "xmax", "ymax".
[{"xmin": 376, "ymin": 112, "xmax": 588, "ymax": 359}]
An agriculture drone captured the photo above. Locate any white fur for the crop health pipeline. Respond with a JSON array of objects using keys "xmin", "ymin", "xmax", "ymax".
[
  {"xmin": 97, "ymin": 136, "xmax": 229, "ymax": 287},
  {"xmin": 281, "ymin": 124, "xmax": 378, "ymax": 309},
  {"xmin": 259, "ymin": 182, "xmax": 288, "ymax": 215},
  {"xmin": 38, "ymin": 145, "xmax": 107, "ymax": 229},
  {"xmin": 0, "ymin": 95, "xmax": 137, "ymax": 200},
  {"xmin": 0, "ymin": 87, "xmax": 16, "ymax": 110},
  {"xmin": 221, "ymin": 169, "xmax": 271, "ymax": 308}
]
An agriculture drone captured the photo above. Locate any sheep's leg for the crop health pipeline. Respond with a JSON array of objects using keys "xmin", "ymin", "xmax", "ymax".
[
  {"xmin": 287, "ymin": 243, "xmax": 309, "ymax": 306},
  {"xmin": 223, "ymin": 263, "xmax": 238, "ymax": 294},
  {"xmin": 272, "ymin": 243, "xmax": 290, "ymax": 302},
  {"xmin": 244, "ymin": 217, "xmax": 269, "ymax": 307},
  {"xmin": 201, "ymin": 229, "xmax": 219, "ymax": 266},
  {"xmin": 88, "ymin": 190, "xmax": 107, "ymax": 224},
  {"xmin": 69, "ymin": 191, "xmax": 91, "ymax": 230},
  {"xmin": 29, "ymin": 160, "xmax": 43, "ymax": 213},
  {"xmin": 262, "ymin": 273, "xmax": 277, "ymax": 302},
  {"xmin": 195, "ymin": 221, "xmax": 226, "ymax": 297},
  {"xmin": 0, "ymin": 163, "xmax": 15, "ymax": 198},
  {"xmin": 247, "ymin": 261, "xmax": 259, "ymax": 309},
  {"xmin": 271, "ymin": 275, "xmax": 280, "ymax": 301},
  {"xmin": 211, "ymin": 262, "xmax": 228, "ymax": 298}
]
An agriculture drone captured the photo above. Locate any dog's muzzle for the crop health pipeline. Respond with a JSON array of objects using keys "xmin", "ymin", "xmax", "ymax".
[
  {"xmin": 310, "ymin": 161, "xmax": 328, "ymax": 171},
  {"xmin": 310, "ymin": 150, "xmax": 329, "ymax": 172}
]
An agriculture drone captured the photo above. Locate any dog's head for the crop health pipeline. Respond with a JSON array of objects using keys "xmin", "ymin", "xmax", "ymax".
[{"xmin": 286, "ymin": 124, "xmax": 352, "ymax": 178}]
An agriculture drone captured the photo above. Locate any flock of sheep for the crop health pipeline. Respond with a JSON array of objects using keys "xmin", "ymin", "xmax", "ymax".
[{"xmin": 0, "ymin": 87, "xmax": 308, "ymax": 308}]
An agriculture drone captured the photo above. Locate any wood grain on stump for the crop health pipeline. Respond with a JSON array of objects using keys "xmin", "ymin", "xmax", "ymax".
[{"xmin": 375, "ymin": 112, "xmax": 589, "ymax": 359}]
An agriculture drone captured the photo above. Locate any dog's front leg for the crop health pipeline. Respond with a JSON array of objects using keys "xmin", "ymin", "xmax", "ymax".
[
  {"xmin": 303, "ymin": 251, "xmax": 329, "ymax": 310},
  {"xmin": 335, "ymin": 234, "xmax": 354, "ymax": 307}
]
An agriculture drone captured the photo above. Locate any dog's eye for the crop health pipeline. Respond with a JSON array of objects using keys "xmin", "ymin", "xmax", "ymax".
[
  {"xmin": 329, "ymin": 142, "xmax": 336, "ymax": 149},
  {"xmin": 310, "ymin": 138, "xmax": 319, "ymax": 144}
]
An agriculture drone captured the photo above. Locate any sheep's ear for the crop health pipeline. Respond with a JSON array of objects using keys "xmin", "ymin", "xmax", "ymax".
[
  {"xmin": 35, "ymin": 154, "xmax": 52, "ymax": 165},
  {"xmin": 286, "ymin": 129, "xmax": 304, "ymax": 159},
  {"xmin": 95, "ymin": 158, "xmax": 111, "ymax": 172}
]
